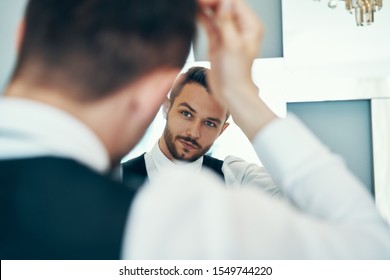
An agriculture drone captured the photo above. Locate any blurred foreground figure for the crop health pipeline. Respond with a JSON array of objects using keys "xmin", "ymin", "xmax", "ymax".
[{"xmin": 0, "ymin": 0, "xmax": 197, "ymax": 259}]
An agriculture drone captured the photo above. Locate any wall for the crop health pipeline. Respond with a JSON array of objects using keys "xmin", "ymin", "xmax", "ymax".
[
  {"xmin": 193, "ymin": 0, "xmax": 283, "ymax": 60},
  {"xmin": 0, "ymin": 0, "xmax": 26, "ymax": 93},
  {"xmin": 288, "ymin": 100, "xmax": 374, "ymax": 194}
]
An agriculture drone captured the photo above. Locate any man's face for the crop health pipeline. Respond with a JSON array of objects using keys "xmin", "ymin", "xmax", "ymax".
[{"xmin": 161, "ymin": 83, "xmax": 229, "ymax": 162}]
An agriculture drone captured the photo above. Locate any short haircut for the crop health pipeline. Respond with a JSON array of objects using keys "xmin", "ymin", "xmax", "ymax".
[
  {"xmin": 169, "ymin": 66, "xmax": 230, "ymax": 122},
  {"xmin": 12, "ymin": 0, "xmax": 198, "ymax": 100},
  {"xmin": 169, "ymin": 66, "xmax": 209, "ymax": 105}
]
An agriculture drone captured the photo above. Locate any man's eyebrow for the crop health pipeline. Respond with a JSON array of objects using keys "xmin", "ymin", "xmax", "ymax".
[
  {"xmin": 178, "ymin": 102, "xmax": 223, "ymax": 125},
  {"xmin": 206, "ymin": 117, "xmax": 222, "ymax": 125},
  {"xmin": 178, "ymin": 102, "xmax": 197, "ymax": 114}
]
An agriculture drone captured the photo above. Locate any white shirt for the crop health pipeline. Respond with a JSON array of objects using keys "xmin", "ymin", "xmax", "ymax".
[
  {"xmin": 144, "ymin": 142, "xmax": 203, "ymax": 182},
  {"xmin": 2, "ymin": 97, "xmax": 390, "ymax": 259},
  {"xmin": 144, "ymin": 142, "xmax": 280, "ymax": 196},
  {"xmin": 122, "ymin": 115, "xmax": 390, "ymax": 259},
  {"xmin": 0, "ymin": 97, "xmax": 109, "ymax": 173}
]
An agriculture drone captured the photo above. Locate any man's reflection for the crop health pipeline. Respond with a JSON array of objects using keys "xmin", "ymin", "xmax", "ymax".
[{"xmin": 122, "ymin": 67, "xmax": 280, "ymax": 197}]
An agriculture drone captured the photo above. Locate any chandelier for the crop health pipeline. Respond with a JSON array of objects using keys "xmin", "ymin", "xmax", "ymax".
[{"xmin": 315, "ymin": 0, "xmax": 383, "ymax": 26}]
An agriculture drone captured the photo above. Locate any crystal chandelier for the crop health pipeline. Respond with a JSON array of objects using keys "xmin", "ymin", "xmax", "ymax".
[{"xmin": 315, "ymin": 0, "xmax": 383, "ymax": 26}]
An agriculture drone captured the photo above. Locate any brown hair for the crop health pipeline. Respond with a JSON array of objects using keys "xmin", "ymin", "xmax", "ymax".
[{"xmin": 12, "ymin": 0, "xmax": 198, "ymax": 100}]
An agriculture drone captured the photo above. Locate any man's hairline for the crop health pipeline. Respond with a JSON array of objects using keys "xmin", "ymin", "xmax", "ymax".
[{"xmin": 168, "ymin": 83, "xmax": 230, "ymax": 124}]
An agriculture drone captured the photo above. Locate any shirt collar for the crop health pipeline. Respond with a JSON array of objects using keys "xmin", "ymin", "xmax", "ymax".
[
  {"xmin": 150, "ymin": 140, "xmax": 203, "ymax": 173},
  {"xmin": 0, "ymin": 97, "xmax": 110, "ymax": 173}
]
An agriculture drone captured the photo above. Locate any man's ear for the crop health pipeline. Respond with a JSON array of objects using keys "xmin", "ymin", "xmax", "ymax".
[
  {"xmin": 16, "ymin": 20, "xmax": 25, "ymax": 52},
  {"xmin": 219, "ymin": 122, "xmax": 230, "ymax": 136},
  {"xmin": 162, "ymin": 97, "xmax": 171, "ymax": 119}
]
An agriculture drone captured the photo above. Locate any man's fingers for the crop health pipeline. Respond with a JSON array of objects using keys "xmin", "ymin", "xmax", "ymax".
[
  {"xmin": 198, "ymin": 0, "xmax": 220, "ymax": 10},
  {"xmin": 199, "ymin": 0, "xmax": 240, "ymax": 47},
  {"xmin": 198, "ymin": 10, "xmax": 219, "ymax": 53},
  {"xmin": 234, "ymin": 0, "xmax": 264, "ymax": 44},
  {"xmin": 215, "ymin": 0, "xmax": 239, "ymax": 47}
]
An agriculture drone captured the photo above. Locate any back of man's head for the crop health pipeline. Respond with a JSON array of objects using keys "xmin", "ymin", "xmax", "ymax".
[{"xmin": 12, "ymin": 0, "xmax": 197, "ymax": 100}]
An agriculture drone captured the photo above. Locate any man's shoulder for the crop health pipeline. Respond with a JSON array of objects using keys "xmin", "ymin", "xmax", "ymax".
[
  {"xmin": 202, "ymin": 155, "xmax": 224, "ymax": 179},
  {"xmin": 0, "ymin": 156, "xmax": 134, "ymax": 260},
  {"xmin": 121, "ymin": 153, "xmax": 148, "ymax": 190},
  {"xmin": 0, "ymin": 156, "xmax": 96, "ymax": 173},
  {"xmin": 223, "ymin": 155, "xmax": 268, "ymax": 176},
  {"xmin": 223, "ymin": 155, "xmax": 260, "ymax": 167},
  {"xmin": 0, "ymin": 156, "xmax": 135, "ymax": 216},
  {"xmin": 0, "ymin": 156, "xmax": 127, "ymax": 190},
  {"xmin": 121, "ymin": 153, "xmax": 147, "ymax": 178},
  {"xmin": 122, "ymin": 153, "xmax": 146, "ymax": 170},
  {"xmin": 203, "ymin": 154, "xmax": 224, "ymax": 164},
  {"xmin": 0, "ymin": 156, "xmax": 135, "ymax": 210}
]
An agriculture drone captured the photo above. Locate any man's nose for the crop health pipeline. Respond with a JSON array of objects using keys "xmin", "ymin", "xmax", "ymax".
[{"xmin": 186, "ymin": 122, "xmax": 201, "ymax": 139}]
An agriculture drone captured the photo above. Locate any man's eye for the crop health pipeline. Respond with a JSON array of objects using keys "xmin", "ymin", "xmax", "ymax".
[
  {"xmin": 181, "ymin": 111, "xmax": 192, "ymax": 118},
  {"xmin": 205, "ymin": 121, "xmax": 216, "ymax": 128}
]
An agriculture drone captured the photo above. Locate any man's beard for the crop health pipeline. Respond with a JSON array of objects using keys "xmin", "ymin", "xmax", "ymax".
[{"xmin": 163, "ymin": 125, "xmax": 212, "ymax": 162}]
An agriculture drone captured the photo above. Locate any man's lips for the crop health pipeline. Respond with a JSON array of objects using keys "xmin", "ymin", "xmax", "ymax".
[{"xmin": 178, "ymin": 139, "xmax": 199, "ymax": 150}]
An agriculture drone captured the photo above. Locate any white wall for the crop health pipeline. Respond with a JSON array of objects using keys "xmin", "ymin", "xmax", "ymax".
[{"xmin": 0, "ymin": 0, "xmax": 26, "ymax": 92}]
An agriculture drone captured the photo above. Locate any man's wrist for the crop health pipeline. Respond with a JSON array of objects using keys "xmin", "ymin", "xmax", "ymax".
[{"xmin": 225, "ymin": 83, "xmax": 277, "ymax": 139}]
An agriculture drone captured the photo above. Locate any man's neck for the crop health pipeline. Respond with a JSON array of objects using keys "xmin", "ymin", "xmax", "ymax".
[
  {"xmin": 5, "ymin": 81, "xmax": 77, "ymax": 113},
  {"xmin": 157, "ymin": 136, "xmax": 175, "ymax": 161},
  {"xmin": 4, "ymin": 80, "xmax": 117, "ymax": 166}
]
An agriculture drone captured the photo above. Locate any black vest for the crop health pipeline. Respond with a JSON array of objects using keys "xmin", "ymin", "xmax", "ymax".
[
  {"xmin": 0, "ymin": 157, "xmax": 136, "ymax": 260},
  {"xmin": 122, "ymin": 153, "xmax": 224, "ymax": 191}
]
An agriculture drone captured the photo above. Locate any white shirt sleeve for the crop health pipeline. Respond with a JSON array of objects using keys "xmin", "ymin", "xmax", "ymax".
[
  {"xmin": 121, "ymin": 114, "xmax": 390, "ymax": 259},
  {"xmin": 222, "ymin": 155, "xmax": 281, "ymax": 198}
]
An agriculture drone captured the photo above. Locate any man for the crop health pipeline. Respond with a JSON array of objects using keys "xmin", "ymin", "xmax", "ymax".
[
  {"xmin": 121, "ymin": 0, "xmax": 390, "ymax": 259},
  {"xmin": 122, "ymin": 66, "xmax": 279, "ymax": 197},
  {"xmin": 1, "ymin": 0, "xmax": 389, "ymax": 260},
  {"xmin": 0, "ymin": 0, "xmax": 197, "ymax": 259}
]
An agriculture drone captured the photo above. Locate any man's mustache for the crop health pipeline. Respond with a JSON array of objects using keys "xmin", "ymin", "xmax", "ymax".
[{"xmin": 176, "ymin": 136, "xmax": 201, "ymax": 149}]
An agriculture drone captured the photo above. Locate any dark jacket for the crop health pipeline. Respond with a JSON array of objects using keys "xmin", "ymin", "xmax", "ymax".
[{"xmin": 0, "ymin": 157, "xmax": 136, "ymax": 260}]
